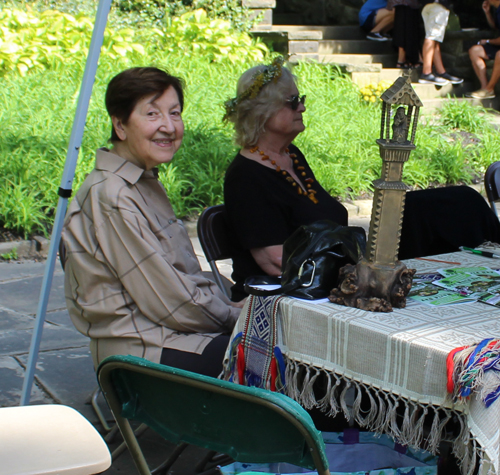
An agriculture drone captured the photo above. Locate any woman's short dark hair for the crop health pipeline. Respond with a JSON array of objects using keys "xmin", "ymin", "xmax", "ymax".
[{"xmin": 105, "ymin": 67, "xmax": 185, "ymax": 142}]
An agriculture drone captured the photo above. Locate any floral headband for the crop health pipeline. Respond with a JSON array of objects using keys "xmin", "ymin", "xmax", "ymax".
[{"xmin": 223, "ymin": 56, "xmax": 285, "ymax": 121}]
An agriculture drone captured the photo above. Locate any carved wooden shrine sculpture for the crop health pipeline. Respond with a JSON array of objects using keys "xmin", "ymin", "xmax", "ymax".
[{"xmin": 330, "ymin": 74, "xmax": 420, "ymax": 312}]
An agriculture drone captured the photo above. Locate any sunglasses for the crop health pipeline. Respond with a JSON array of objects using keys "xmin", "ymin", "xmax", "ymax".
[{"xmin": 286, "ymin": 94, "xmax": 306, "ymax": 110}]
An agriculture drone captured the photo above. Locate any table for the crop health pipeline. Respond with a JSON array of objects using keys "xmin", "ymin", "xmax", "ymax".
[{"xmin": 231, "ymin": 252, "xmax": 500, "ymax": 475}]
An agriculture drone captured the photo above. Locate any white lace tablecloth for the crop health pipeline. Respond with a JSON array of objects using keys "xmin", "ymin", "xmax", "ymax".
[{"xmin": 232, "ymin": 252, "xmax": 500, "ymax": 475}]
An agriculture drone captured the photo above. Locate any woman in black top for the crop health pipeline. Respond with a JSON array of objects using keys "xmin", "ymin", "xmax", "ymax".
[
  {"xmin": 225, "ymin": 145, "xmax": 348, "ymax": 300},
  {"xmin": 223, "ymin": 58, "xmax": 500, "ymax": 302},
  {"xmin": 223, "ymin": 58, "xmax": 348, "ymax": 301}
]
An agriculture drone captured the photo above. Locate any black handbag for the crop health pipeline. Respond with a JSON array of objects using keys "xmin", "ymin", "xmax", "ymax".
[{"xmin": 244, "ymin": 220, "xmax": 366, "ymax": 300}]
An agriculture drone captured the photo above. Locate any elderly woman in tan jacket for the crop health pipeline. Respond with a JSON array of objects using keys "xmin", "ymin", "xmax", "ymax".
[{"xmin": 62, "ymin": 67, "xmax": 242, "ymax": 377}]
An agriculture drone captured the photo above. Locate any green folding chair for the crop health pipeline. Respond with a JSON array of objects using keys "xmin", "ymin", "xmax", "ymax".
[{"xmin": 97, "ymin": 355, "xmax": 330, "ymax": 475}]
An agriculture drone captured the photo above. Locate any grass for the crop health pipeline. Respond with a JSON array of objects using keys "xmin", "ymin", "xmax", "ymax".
[
  {"xmin": 1, "ymin": 248, "xmax": 18, "ymax": 261},
  {"xmin": 2, "ymin": 50, "xmax": 500, "ymax": 237}
]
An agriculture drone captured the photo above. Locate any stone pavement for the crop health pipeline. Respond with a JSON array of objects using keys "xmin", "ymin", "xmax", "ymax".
[{"xmin": 0, "ymin": 212, "xmax": 371, "ymax": 474}]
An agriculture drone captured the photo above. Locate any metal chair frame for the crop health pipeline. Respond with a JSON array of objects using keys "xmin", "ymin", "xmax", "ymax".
[{"xmin": 98, "ymin": 355, "xmax": 330, "ymax": 475}]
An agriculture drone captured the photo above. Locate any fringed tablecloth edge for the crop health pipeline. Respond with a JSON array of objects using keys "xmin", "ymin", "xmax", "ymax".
[{"xmin": 283, "ymin": 357, "xmax": 493, "ymax": 475}]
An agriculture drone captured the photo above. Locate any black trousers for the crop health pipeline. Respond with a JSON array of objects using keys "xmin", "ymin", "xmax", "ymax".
[
  {"xmin": 160, "ymin": 334, "xmax": 230, "ymax": 378},
  {"xmin": 392, "ymin": 6, "xmax": 421, "ymax": 65}
]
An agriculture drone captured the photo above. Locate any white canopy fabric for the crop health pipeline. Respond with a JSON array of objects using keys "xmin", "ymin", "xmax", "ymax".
[{"xmin": 20, "ymin": 0, "xmax": 113, "ymax": 405}]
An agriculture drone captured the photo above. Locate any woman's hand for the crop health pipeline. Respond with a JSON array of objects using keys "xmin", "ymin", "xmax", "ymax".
[
  {"xmin": 250, "ymin": 245, "xmax": 283, "ymax": 276},
  {"xmin": 483, "ymin": 0, "xmax": 490, "ymax": 14}
]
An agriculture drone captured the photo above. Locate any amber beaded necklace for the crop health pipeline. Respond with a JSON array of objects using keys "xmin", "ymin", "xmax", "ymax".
[{"xmin": 250, "ymin": 146, "xmax": 318, "ymax": 204}]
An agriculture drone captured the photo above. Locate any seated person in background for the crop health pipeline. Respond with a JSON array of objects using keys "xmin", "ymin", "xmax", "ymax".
[
  {"xmin": 223, "ymin": 58, "xmax": 500, "ymax": 302},
  {"xmin": 62, "ymin": 67, "xmax": 241, "ymax": 377},
  {"xmin": 359, "ymin": 0, "xmax": 395, "ymax": 41},
  {"xmin": 387, "ymin": 0, "xmax": 422, "ymax": 68},
  {"xmin": 419, "ymin": 0, "xmax": 464, "ymax": 85},
  {"xmin": 467, "ymin": 0, "xmax": 500, "ymax": 99}
]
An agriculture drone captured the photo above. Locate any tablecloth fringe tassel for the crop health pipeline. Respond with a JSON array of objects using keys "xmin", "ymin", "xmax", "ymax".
[{"xmin": 283, "ymin": 358, "xmax": 491, "ymax": 475}]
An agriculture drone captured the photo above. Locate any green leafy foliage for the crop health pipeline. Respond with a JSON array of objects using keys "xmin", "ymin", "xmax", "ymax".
[
  {"xmin": 1, "ymin": 248, "xmax": 18, "ymax": 260},
  {"xmin": 165, "ymin": 0, "xmax": 254, "ymax": 31},
  {"xmin": 0, "ymin": 8, "xmax": 145, "ymax": 76},
  {"xmin": 115, "ymin": 0, "xmax": 254, "ymax": 30},
  {"xmin": 0, "ymin": 7, "xmax": 267, "ymax": 76},
  {"xmin": 162, "ymin": 9, "xmax": 267, "ymax": 63},
  {"xmin": 117, "ymin": 0, "xmax": 166, "ymax": 24},
  {"xmin": 0, "ymin": 8, "xmax": 498, "ymax": 237},
  {"xmin": 439, "ymin": 99, "xmax": 487, "ymax": 133},
  {"xmin": 5, "ymin": 0, "xmax": 97, "ymax": 17}
]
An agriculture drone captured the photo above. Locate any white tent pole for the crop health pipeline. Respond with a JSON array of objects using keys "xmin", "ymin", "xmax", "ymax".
[{"xmin": 20, "ymin": 0, "xmax": 113, "ymax": 405}]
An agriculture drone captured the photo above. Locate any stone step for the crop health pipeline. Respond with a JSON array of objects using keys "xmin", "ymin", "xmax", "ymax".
[
  {"xmin": 318, "ymin": 40, "xmax": 394, "ymax": 55},
  {"xmin": 263, "ymin": 25, "xmax": 367, "ymax": 40},
  {"xmin": 380, "ymin": 68, "xmax": 422, "ymax": 82},
  {"xmin": 413, "ymin": 81, "xmax": 474, "ymax": 99},
  {"xmin": 351, "ymin": 68, "xmax": 421, "ymax": 87},
  {"xmin": 288, "ymin": 39, "xmax": 395, "ymax": 55},
  {"xmin": 289, "ymin": 53, "xmax": 373, "ymax": 65},
  {"xmin": 267, "ymin": 24, "xmax": 492, "ymax": 41},
  {"xmin": 420, "ymin": 96, "xmax": 499, "ymax": 112},
  {"xmin": 352, "ymin": 70, "xmax": 476, "ymax": 99},
  {"xmin": 252, "ymin": 23, "xmax": 500, "ymax": 109},
  {"xmin": 289, "ymin": 53, "xmax": 398, "ymax": 69},
  {"xmin": 272, "ymin": 13, "xmax": 306, "ymax": 25}
]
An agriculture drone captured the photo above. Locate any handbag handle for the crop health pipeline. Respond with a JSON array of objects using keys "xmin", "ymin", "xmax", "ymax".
[
  {"xmin": 244, "ymin": 259, "xmax": 316, "ymax": 296},
  {"xmin": 298, "ymin": 258, "xmax": 316, "ymax": 287}
]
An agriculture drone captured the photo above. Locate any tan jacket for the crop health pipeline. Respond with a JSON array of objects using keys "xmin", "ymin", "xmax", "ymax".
[{"xmin": 62, "ymin": 149, "xmax": 239, "ymax": 368}]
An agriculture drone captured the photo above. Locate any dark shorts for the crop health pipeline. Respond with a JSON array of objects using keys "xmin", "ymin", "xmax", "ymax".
[
  {"xmin": 361, "ymin": 11, "xmax": 377, "ymax": 32},
  {"xmin": 483, "ymin": 42, "xmax": 500, "ymax": 60}
]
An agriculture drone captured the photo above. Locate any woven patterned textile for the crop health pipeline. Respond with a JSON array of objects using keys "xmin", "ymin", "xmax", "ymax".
[
  {"xmin": 227, "ymin": 253, "xmax": 500, "ymax": 475},
  {"xmin": 223, "ymin": 295, "xmax": 286, "ymax": 392},
  {"xmin": 448, "ymin": 339, "xmax": 500, "ymax": 407}
]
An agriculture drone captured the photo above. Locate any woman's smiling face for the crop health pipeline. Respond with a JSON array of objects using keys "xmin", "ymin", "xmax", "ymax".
[{"xmin": 112, "ymin": 86, "xmax": 184, "ymax": 170}]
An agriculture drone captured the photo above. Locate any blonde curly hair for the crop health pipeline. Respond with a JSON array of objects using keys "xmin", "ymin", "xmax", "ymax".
[{"xmin": 225, "ymin": 64, "xmax": 297, "ymax": 148}]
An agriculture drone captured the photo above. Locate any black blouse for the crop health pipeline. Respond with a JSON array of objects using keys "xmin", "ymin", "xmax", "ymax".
[{"xmin": 224, "ymin": 144, "xmax": 348, "ymax": 301}]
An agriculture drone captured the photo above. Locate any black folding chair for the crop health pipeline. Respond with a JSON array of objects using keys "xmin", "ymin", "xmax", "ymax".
[
  {"xmin": 485, "ymin": 161, "xmax": 500, "ymax": 218},
  {"xmin": 197, "ymin": 204, "xmax": 234, "ymax": 298}
]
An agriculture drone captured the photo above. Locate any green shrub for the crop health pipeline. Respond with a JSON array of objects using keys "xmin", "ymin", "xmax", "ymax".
[
  {"xmin": 0, "ymin": 9, "xmax": 145, "ymax": 76},
  {"xmin": 293, "ymin": 62, "xmax": 382, "ymax": 198},
  {"xmin": 6, "ymin": 0, "xmax": 256, "ymax": 29},
  {"xmin": 1, "ymin": 248, "xmax": 18, "ymax": 261},
  {"xmin": 165, "ymin": 0, "xmax": 254, "ymax": 31},
  {"xmin": 0, "ymin": 7, "xmax": 267, "ymax": 76},
  {"xmin": 162, "ymin": 9, "xmax": 267, "ymax": 63},
  {"xmin": 116, "ymin": 0, "xmax": 166, "ymax": 24},
  {"xmin": 2, "ymin": 0, "xmax": 97, "ymax": 17},
  {"xmin": 115, "ymin": 0, "xmax": 254, "ymax": 30},
  {"xmin": 1, "ymin": 40, "xmax": 499, "ymax": 237},
  {"xmin": 439, "ymin": 99, "xmax": 488, "ymax": 133}
]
